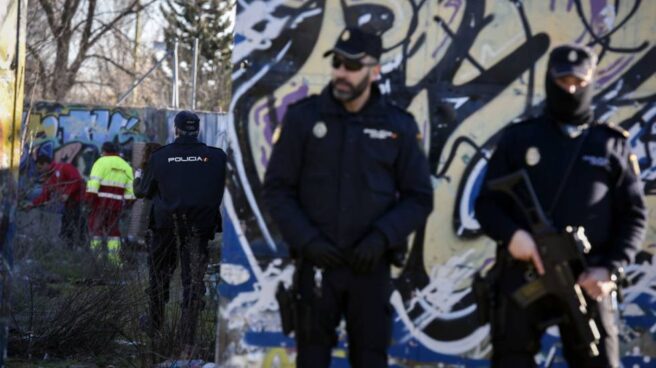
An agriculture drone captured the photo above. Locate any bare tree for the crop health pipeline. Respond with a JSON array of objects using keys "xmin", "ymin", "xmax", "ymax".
[
  {"xmin": 161, "ymin": 0, "xmax": 234, "ymax": 111},
  {"xmin": 26, "ymin": 0, "xmax": 158, "ymax": 102}
]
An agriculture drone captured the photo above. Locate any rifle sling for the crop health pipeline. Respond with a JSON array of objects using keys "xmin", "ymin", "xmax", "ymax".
[{"xmin": 546, "ymin": 130, "xmax": 590, "ymax": 217}]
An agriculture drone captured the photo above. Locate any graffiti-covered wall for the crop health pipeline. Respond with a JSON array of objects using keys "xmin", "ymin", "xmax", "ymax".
[
  {"xmin": 0, "ymin": 0, "xmax": 27, "ymax": 365},
  {"xmin": 20, "ymin": 102, "xmax": 229, "ymax": 190},
  {"xmin": 224, "ymin": 0, "xmax": 656, "ymax": 366}
]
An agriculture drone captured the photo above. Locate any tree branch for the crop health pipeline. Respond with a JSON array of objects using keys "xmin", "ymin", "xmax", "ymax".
[
  {"xmin": 88, "ymin": 0, "xmax": 157, "ymax": 47},
  {"xmin": 77, "ymin": 0, "xmax": 96, "ymax": 59},
  {"xmin": 60, "ymin": 0, "xmax": 83, "ymax": 33},
  {"xmin": 37, "ymin": 0, "xmax": 59, "ymax": 36},
  {"xmin": 88, "ymin": 54, "xmax": 137, "ymax": 77},
  {"xmin": 74, "ymin": 79, "xmax": 113, "ymax": 87},
  {"xmin": 69, "ymin": 0, "xmax": 157, "ymax": 76},
  {"xmin": 26, "ymin": 43, "xmax": 48, "ymax": 80}
]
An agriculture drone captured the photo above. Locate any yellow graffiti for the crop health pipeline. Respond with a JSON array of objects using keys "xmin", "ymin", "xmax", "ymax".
[
  {"xmin": 262, "ymin": 348, "xmax": 294, "ymax": 368},
  {"xmin": 0, "ymin": 0, "xmax": 26, "ymax": 182},
  {"xmin": 261, "ymin": 347, "xmax": 348, "ymax": 368}
]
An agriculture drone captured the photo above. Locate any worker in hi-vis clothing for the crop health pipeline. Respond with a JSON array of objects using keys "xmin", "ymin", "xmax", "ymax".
[{"xmin": 85, "ymin": 141, "xmax": 135, "ymax": 266}]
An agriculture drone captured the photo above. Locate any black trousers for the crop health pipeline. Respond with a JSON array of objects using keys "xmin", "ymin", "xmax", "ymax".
[
  {"xmin": 491, "ymin": 266, "xmax": 620, "ymax": 368},
  {"xmin": 295, "ymin": 262, "xmax": 393, "ymax": 368},
  {"xmin": 147, "ymin": 217, "xmax": 211, "ymax": 347},
  {"xmin": 60, "ymin": 203, "xmax": 85, "ymax": 247}
]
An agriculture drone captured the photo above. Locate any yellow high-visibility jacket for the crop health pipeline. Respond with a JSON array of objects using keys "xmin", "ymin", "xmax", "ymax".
[{"xmin": 86, "ymin": 154, "xmax": 135, "ymax": 210}]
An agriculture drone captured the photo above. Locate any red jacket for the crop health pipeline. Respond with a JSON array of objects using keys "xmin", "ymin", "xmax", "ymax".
[{"xmin": 32, "ymin": 162, "xmax": 84, "ymax": 208}]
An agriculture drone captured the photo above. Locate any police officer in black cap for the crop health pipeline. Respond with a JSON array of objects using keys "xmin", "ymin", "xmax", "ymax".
[
  {"xmin": 475, "ymin": 44, "xmax": 647, "ymax": 367},
  {"xmin": 263, "ymin": 28, "xmax": 433, "ymax": 367},
  {"xmin": 135, "ymin": 110, "xmax": 227, "ymax": 354}
]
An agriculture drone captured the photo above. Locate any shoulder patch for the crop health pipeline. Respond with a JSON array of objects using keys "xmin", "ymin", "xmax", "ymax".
[
  {"xmin": 286, "ymin": 94, "xmax": 319, "ymax": 110},
  {"xmin": 495, "ymin": 119, "xmax": 535, "ymax": 138},
  {"xmin": 386, "ymin": 101, "xmax": 414, "ymax": 119},
  {"xmin": 206, "ymin": 146, "xmax": 227, "ymax": 155},
  {"xmin": 272, "ymin": 125, "xmax": 282, "ymax": 144},
  {"xmin": 629, "ymin": 154, "xmax": 641, "ymax": 176},
  {"xmin": 504, "ymin": 118, "xmax": 541, "ymax": 131},
  {"xmin": 597, "ymin": 122, "xmax": 629, "ymax": 139},
  {"xmin": 150, "ymin": 143, "xmax": 172, "ymax": 157},
  {"xmin": 151, "ymin": 144, "xmax": 167, "ymax": 153}
]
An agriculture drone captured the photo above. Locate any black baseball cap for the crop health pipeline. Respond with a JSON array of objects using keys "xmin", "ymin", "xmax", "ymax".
[
  {"xmin": 323, "ymin": 28, "xmax": 383, "ymax": 61},
  {"xmin": 548, "ymin": 44, "xmax": 598, "ymax": 81},
  {"xmin": 174, "ymin": 110, "xmax": 200, "ymax": 132}
]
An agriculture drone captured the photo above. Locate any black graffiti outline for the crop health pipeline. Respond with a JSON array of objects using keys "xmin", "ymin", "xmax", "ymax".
[{"xmin": 230, "ymin": 0, "xmax": 656, "ymax": 353}]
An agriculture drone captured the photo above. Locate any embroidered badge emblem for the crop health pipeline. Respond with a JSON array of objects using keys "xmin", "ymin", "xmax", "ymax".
[
  {"xmin": 313, "ymin": 122, "xmax": 327, "ymax": 138},
  {"xmin": 341, "ymin": 30, "xmax": 350, "ymax": 41},
  {"xmin": 525, "ymin": 147, "xmax": 540, "ymax": 166}
]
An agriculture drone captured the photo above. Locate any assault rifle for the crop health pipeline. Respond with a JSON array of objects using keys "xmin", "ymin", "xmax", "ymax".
[{"xmin": 488, "ymin": 169, "xmax": 601, "ymax": 357}]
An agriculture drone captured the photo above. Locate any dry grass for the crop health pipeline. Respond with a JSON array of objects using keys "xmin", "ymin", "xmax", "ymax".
[{"xmin": 8, "ymin": 209, "xmax": 223, "ymax": 367}]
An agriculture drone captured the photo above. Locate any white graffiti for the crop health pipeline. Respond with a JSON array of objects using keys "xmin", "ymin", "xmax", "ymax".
[
  {"xmin": 392, "ymin": 291, "xmax": 491, "ymax": 357},
  {"xmin": 623, "ymin": 253, "xmax": 656, "ymax": 305},
  {"xmin": 31, "ymin": 108, "xmax": 143, "ymax": 148},
  {"xmin": 226, "ymin": 40, "xmax": 293, "ymax": 252},
  {"xmin": 223, "ymin": 259, "xmax": 293, "ymax": 333},
  {"xmin": 233, "ymin": 0, "xmax": 316, "ymax": 65},
  {"xmin": 221, "ymin": 190, "xmax": 293, "ymax": 333},
  {"xmin": 394, "ymin": 249, "xmax": 490, "ymax": 355}
]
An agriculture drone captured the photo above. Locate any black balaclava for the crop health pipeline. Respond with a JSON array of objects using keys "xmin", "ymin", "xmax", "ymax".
[{"xmin": 545, "ymin": 45, "xmax": 597, "ymax": 126}]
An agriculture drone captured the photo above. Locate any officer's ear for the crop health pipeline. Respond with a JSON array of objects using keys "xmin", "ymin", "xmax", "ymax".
[
  {"xmin": 366, "ymin": 56, "xmax": 381, "ymax": 81},
  {"xmin": 371, "ymin": 64, "xmax": 381, "ymax": 81}
]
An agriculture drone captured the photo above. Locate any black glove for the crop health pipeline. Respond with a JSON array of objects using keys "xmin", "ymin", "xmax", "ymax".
[
  {"xmin": 352, "ymin": 230, "xmax": 388, "ymax": 273},
  {"xmin": 388, "ymin": 247, "xmax": 407, "ymax": 268},
  {"xmin": 303, "ymin": 237, "xmax": 345, "ymax": 269}
]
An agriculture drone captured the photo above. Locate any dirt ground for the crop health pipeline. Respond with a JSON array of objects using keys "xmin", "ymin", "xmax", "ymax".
[{"xmin": 7, "ymin": 207, "xmax": 227, "ymax": 367}]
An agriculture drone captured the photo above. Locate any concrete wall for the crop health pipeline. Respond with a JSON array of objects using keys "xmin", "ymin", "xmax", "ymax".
[
  {"xmin": 0, "ymin": 0, "xmax": 27, "ymax": 365},
  {"xmin": 223, "ymin": 0, "xmax": 656, "ymax": 366},
  {"xmin": 20, "ymin": 102, "xmax": 228, "ymax": 186}
]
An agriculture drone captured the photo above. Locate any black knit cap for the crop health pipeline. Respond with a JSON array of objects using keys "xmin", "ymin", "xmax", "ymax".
[
  {"xmin": 102, "ymin": 141, "xmax": 118, "ymax": 153},
  {"xmin": 323, "ymin": 27, "xmax": 383, "ymax": 60},
  {"xmin": 174, "ymin": 110, "xmax": 200, "ymax": 132}
]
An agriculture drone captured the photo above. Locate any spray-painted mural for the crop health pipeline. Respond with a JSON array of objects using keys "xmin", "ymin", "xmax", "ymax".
[
  {"xmin": 224, "ymin": 0, "xmax": 656, "ymax": 366},
  {"xmin": 0, "ymin": 0, "xmax": 27, "ymax": 364},
  {"xmin": 20, "ymin": 103, "xmax": 229, "ymax": 182}
]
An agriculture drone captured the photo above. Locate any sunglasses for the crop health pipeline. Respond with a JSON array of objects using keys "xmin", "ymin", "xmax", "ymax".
[{"xmin": 331, "ymin": 56, "xmax": 376, "ymax": 71}]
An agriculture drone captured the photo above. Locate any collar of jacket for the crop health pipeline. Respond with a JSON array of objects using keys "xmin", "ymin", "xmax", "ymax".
[
  {"xmin": 174, "ymin": 136, "xmax": 201, "ymax": 144},
  {"xmin": 319, "ymin": 83, "xmax": 387, "ymax": 117}
]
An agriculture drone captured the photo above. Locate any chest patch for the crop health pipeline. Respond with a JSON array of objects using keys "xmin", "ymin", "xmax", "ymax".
[
  {"xmin": 363, "ymin": 128, "xmax": 397, "ymax": 140},
  {"xmin": 525, "ymin": 147, "xmax": 541, "ymax": 166},
  {"xmin": 582, "ymin": 155, "xmax": 609, "ymax": 168},
  {"xmin": 313, "ymin": 121, "xmax": 327, "ymax": 138}
]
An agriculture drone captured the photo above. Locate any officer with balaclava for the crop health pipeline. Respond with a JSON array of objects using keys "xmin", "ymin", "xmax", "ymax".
[{"xmin": 475, "ymin": 44, "xmax": 646, "ymax": 367}]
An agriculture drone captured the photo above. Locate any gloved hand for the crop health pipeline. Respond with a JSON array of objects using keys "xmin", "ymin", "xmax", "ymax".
[
  {"xmin": 303, "ymin": 237, "xmax": 345, "ymax": 269},
  {"xmin": 352, "ymin": 230, "xmax": 388, "ymax": 273}
]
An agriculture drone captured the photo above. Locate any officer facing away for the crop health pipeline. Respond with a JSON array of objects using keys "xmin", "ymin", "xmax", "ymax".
[
  {"xmin": 263, "ymin": 28, "xmax": 433, "ymax": 368},
  {"xmin": 135, "ymin": 111, "xmax": 227, "ymax": 354},
  {"xmin": 475, "ymin": 44, "xmax": 647, "ymax": 367}
]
